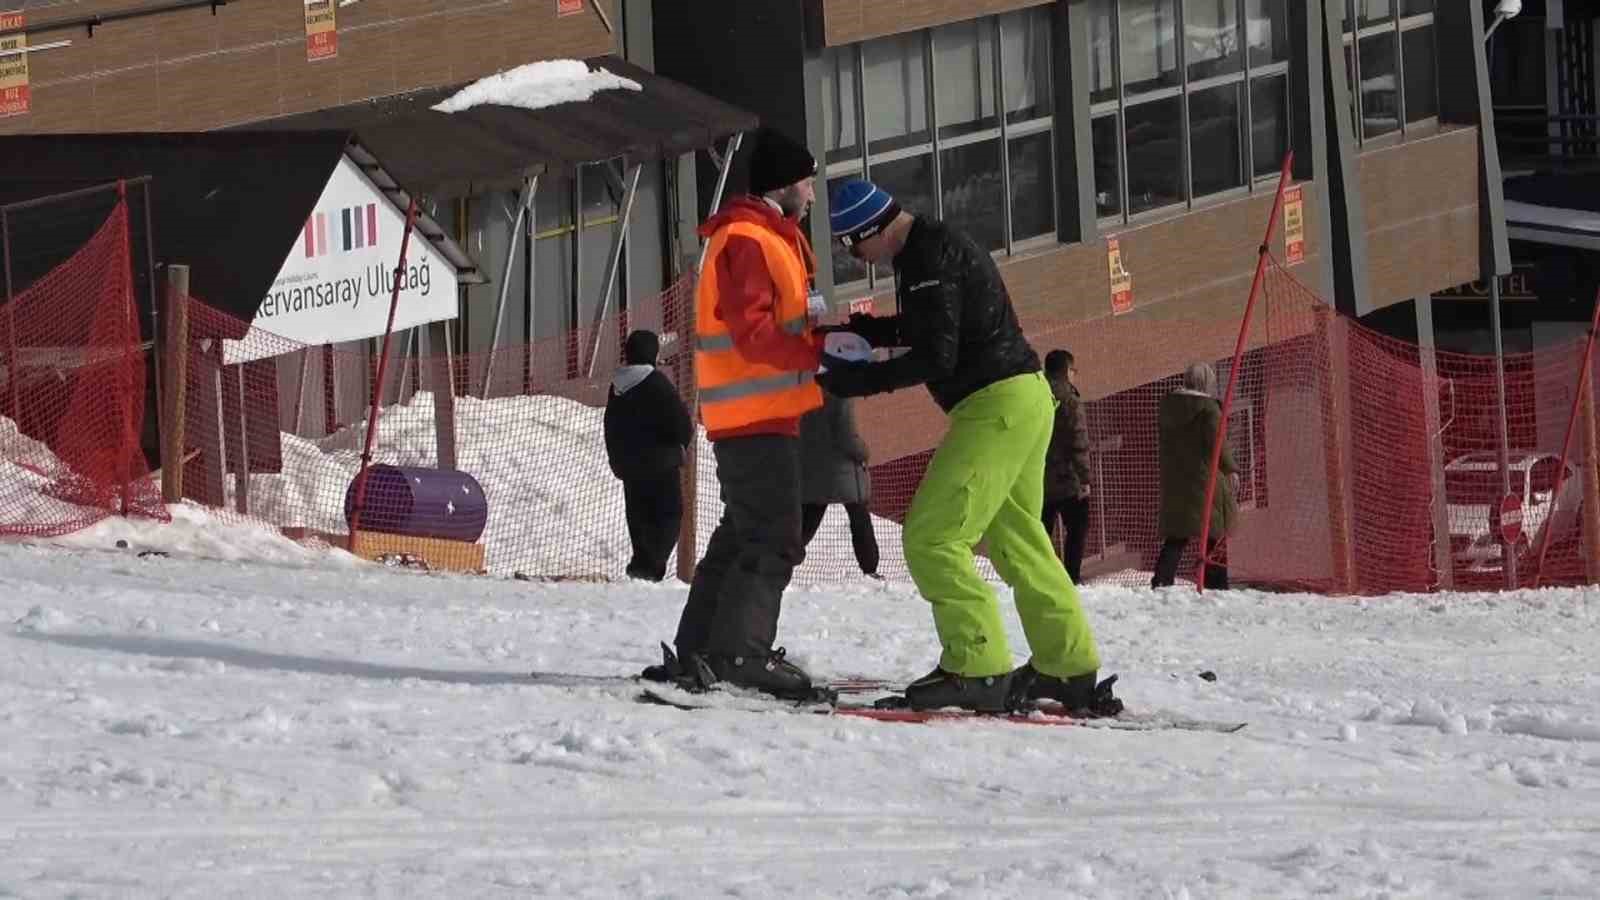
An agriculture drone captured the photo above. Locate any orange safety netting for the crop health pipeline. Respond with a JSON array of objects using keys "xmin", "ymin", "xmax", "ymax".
[
  {"xmin": 0, "ymin": 194, "xmax": 166, "ymax": 537},
  {"xmin": 3, "ymin": 187, "xmax": 1598, "ymax": 594}
]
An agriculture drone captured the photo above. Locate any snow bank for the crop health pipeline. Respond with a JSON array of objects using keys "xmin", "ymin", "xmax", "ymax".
[
  {"xmin": 48, "ymin": 503, "xmax": 361, "ymax": 568},
  {"xmin": 1, "ymin": 391, "xmax": 939, "ymax": 582},
  {"xmin": 432, "ymin": 59, "xmax": 641, "ymax": 115},
  {"xmin": 2, "ymin": 412, "xmax": 354, "ymax": 567},
  {"xmin": 245, "ymin": 390, "xmax": 915, "ymax": 581}
]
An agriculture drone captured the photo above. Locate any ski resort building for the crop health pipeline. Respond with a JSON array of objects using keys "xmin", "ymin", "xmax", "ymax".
[{"xmin": 10, "ymin": 1, "xmax": 1599, "ymax": 593}]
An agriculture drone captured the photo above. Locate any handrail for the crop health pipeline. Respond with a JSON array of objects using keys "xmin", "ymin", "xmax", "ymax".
[{"xmin": 0, "ymin": 0, "xmax": 229, "ymax": 40}]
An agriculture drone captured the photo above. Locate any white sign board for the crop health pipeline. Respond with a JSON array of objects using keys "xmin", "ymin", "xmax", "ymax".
[{"xmin": 227, "ymin": 155, "xmax": 458, "ymax": 364}]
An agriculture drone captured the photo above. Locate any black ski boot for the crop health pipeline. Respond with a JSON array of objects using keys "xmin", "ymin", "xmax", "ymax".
[
  {"xmin": 640, "ymin": 642, "xmax": 691, "ymax": 683},
  {"xmin": 1008, "ymin": 663, "xmax": 1124, "ymax": 717},
  {"xmin": 902, "ymin": 667, "xmax": 1013, "ymax": 712},
  {"xmin": 706, "ymin": 647, "xmax": 820, "ymax": 701}
]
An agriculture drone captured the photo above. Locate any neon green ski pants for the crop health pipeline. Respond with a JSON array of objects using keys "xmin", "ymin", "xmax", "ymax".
[{"xmin": 902, "ymin": 372, "xmax": 1101, "ymax": 679}]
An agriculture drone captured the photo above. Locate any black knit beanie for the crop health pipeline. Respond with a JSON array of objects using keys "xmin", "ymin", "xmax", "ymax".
[
  {"xmin": 623, "ymin": 330, "xmax": 660, "ymax": 365},
  {"xmin": 748, "ymin": 127, "xmax": 817, "ymax": 196}
]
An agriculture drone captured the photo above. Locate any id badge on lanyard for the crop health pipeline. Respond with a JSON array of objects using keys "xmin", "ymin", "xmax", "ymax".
[{"xmin": 806, "ymin": 289, "xmax": 829, "ymax": 324}]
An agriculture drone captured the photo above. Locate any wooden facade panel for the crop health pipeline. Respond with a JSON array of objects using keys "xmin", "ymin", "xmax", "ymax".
[
  {"xmin": 70, "ymin": 17, "xmax": 164, "ymax": 78},
  {"xmin": 448, "ymin": 10, "xmax": 529, "ymax": 79},
  {"xmin": 274, "ymin": 43, "xmax": 343, "ymax": 119},
  {"xmin": 153, "ymin": 3, "xmax": 221, "ymax": 64},
  {"xmin": 334, "ymin": 27, "xmax": 397, "ymax": 110},
  {"xmin": 490, "ymin": 0, "xmax": 617, "ymax": 63},
  {"xmin": 221, "ymin": 0, "xmax": 301, "ymax": 49},
  {"xmin": 92, "ymin": 70, "xmax": 160, "ymax": 131},
  {"xmin": 162, "ymin": 46, "xmax": 279, "ymax": 131},
  {"xmin": 822, "ymin": 0, "xmax": 1050, "ymax": 45},
  {"xmin": 376, "ymin": 0, "xmax": 440, "ymax": 22},
  {"xmin": 1360, "ymin": 127, "xmax": 1481, "ymax": 309},
  {"xmin": 2, "ymin": 80, "xmax": 92, "ymax": 133},
  {"xmin": 3, "ymin": 0, "xmax": 616, "ymax": 133},
  {"xmin": 388, "ymin": 18, "xmax": 457, "ymax": 95}
]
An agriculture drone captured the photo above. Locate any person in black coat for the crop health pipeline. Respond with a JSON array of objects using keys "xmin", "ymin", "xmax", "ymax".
[
  {"xmin": 604, "ymin": 330, "xmax": 692, "ymax": 581},
  {"xmin": 1042, "ymin": 349, "xmax": 1093, "ymax": 585},
  {"xmin": 798, "ymin": 389, "xmax": 880, "ymax": 576}
]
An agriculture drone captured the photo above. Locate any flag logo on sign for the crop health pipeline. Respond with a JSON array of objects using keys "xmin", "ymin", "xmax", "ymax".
[{"xmin": 303, "ymin": 204, "xmax": 378, "ymax": 257}]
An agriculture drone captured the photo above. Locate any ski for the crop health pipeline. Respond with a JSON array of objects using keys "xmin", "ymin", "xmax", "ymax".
[
  {"xmin": 635, "ymin": 687, "xmax": 1247, "ymax": 734},
  {"xmin": 527, "ymin": 670, "xmax": 899, "ymax": 696}
]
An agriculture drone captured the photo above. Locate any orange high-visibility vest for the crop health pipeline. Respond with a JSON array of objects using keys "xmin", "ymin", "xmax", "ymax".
[{"xmin": 695, "ymin": 220, "xmax": 823, "ymax": 432}]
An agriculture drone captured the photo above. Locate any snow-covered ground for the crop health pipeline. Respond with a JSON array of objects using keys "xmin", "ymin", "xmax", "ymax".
[{"xmin": 3, "ymin": 513, "xmax": 1599, "ymax": 898}]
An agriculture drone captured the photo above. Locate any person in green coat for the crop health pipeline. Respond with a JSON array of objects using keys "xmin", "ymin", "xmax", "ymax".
[{"xmin": 1153, "ymin": 362, "xmax": 1237, "ymax": 589}]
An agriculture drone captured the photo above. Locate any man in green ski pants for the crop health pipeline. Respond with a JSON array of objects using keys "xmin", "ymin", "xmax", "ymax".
[{"xmin": 817, "ymin": 178, "xmax": 1122, "ymax": 715}]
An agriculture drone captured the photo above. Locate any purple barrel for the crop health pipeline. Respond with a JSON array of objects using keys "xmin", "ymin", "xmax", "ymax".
[{"xmin": 343, "ymin": 465, "xmax": 488, "ymax": 543}]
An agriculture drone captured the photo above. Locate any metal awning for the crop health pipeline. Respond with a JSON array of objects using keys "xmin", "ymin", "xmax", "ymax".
[
  {"xmin": 241, "ymin": 55, "xmax": 758, "ymax": 196},
  {"xmin": 1504, "ymin": 174, "xmax": 1600, "ymax": 251}
]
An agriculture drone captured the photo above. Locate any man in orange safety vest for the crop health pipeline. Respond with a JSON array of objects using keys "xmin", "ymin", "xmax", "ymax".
[{"xmin": 642, "ymin": 127, "xmax": 829, "ymax": 700}]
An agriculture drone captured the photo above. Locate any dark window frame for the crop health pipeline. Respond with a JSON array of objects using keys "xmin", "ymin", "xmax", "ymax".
[
  {"xmin": 820, "ymin": 9, "xmax": 1059, "ymax": 294},
  {"xmin": 1089, "ymin": 0, "xmax": 1293, "ymax": 227},
  {"xmin": 1341, "ymin": 2, "xmax": 1439, "ymax": 149}
]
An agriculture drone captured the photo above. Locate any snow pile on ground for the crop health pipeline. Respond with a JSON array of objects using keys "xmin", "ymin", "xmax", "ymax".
[
  {"xmin": 0, "ymin": 413, "xmax": 352, "ymax": 567},
  {"xmin": 432, "ymin": 59, "xmax": 642, "ymax": 115},
  {"xmin": 0, "ymin": 413, "xmax": 153, "ymax": 536},
  {"xmin": 247, "ymin": 391, "xmax": 918, "ymax": 582},
  {"xmin": 2, "ymin": 541, "xmax": 1597, "ymax": 897},
  {"xmin": 0, "ymin": 414, "xmax": 58, "ymax": 475},
  {"xmin": 46, "ymin": 503, "xmax": 362, "ymax": 568}
]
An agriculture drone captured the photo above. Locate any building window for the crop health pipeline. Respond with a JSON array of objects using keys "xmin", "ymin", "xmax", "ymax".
[
  {"xmin": 819, "ymin": 7, "xmax": 1056, "ymax": 291},
  {"xmin": 1089, "ymin": 0, "xmax": 1291, "ymax": 224},
  {"xmin": 1342, "ymin": 1, "xmax": 1437, "ymax": 145}
]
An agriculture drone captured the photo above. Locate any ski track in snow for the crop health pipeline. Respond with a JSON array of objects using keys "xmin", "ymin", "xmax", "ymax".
[{"xmin": 2, "ymin": 530, "xmax": 1599, "ymax": 898}]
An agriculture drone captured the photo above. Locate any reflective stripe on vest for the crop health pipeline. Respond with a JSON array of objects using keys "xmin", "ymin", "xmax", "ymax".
[
  {"xmin": 695, "ymin": 220, "xmax": 822, "ymax": 431},
  {"xmin": 700, "ymin": 370, "xmax": 816, "ymax": 404},
  {"xmin": 695, "ymin": 315, "xmax": 808, "ymax": 352}
]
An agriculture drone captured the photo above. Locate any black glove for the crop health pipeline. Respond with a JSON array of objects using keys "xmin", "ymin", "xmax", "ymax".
[{"xmin": 816, "ymin": 356, "xmax": 876, "ymax": 398}]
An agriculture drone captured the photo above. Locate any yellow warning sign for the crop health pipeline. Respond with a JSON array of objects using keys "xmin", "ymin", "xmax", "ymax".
[
  {"xmin": 1283, "ymin": 186, "xmax": 1305, "ymax": 265},
  {"xmin": 305, "ymin": 0, "xmax": 338, "ymax": 62},
  {"xmin": 0, "ymin": 10, "xmax": 31, "ymax": 119},
  {"xmin": 1108, "ymin": 238, "xmax": 1133, "ymax": 315}
]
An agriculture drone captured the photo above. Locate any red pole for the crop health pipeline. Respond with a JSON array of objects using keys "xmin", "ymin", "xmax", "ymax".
[
  {"xmin": 116, "ymin": 180, "xmax": 135, "ymax": 517},
  {"xmin": 1195, "ymin": 151, "xmax": 1295, "ymax": 591},
  {"xmin": 348, "ymin": 198, "xmax": 420, "ymax": 553},
  {"xmin": 1532, "ymin": 287, "xmax": 1600, "ymax": 587}
]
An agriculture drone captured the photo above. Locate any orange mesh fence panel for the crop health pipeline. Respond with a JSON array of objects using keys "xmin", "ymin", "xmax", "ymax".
[
  {"xmin": 795, "ymin": 241, "xmax": 1599, "ymax": 595},
  {"xmin": 1431, "ymin": 331, "xmax": 1594, "ymax": 590},
  {"xmin": 0, "ymin": 194, "xmax": 166, "ymax": 537},
  {"xmin": 173, "ymin": 276, "xmax": 700, "ymax": 578},
  {"xmin": 6, "ymin": 189, "xmax": 1593, "ymax": 591}
]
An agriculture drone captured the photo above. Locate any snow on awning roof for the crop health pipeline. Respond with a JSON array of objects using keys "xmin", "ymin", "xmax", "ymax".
[
  {"xmin": 242, "ymin": 55, "xmax": 757, "ymax": 196},
  {"xmin": 431, "ymin": 59, "xmax": 641, "ymax": 115}
]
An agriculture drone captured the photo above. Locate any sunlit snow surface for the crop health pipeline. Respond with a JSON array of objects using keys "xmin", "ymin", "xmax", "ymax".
[{"xmin": 3, "ymin": 512, "xmax": 1598, "ymax": 898}]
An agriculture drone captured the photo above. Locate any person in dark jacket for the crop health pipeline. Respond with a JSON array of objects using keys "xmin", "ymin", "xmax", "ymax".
[
  {"xmin": 816, "ymin": 178, "xmax": 1119, "ymax": 716},
  {"xmin": 604, "ymin": 329, "xmax": 692, "ymax": 582},
  {"xmin": 798, "ymin": 388, "xmax": 880, "ymax": 577},
  {"xmin": 1042, "ymin": 349, "xmax": 1092, "ymax": 585},
  {"xmin": 1152, "ymin": 361, "xmax": 1237, "ymax": 589}
]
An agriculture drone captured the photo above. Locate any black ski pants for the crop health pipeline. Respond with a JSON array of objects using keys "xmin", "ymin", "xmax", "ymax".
[
  {"xmin": 1151, "ymin": 536, "xmax": 1229, "ymax": 590},
  {"xmin": 622, "ymin": 470, "xmax": 682, "ymax": 581},
  {"xmin": 800, "ymin": 501, "xmax": 881, "ymax": 576},
  {"xmin": 1041, "ymin": 496, "xmax": 1091, "ymax": 585},
  {"xmin": 674, "ymin": 434, "xmax": 804, "ymax": 658}
]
